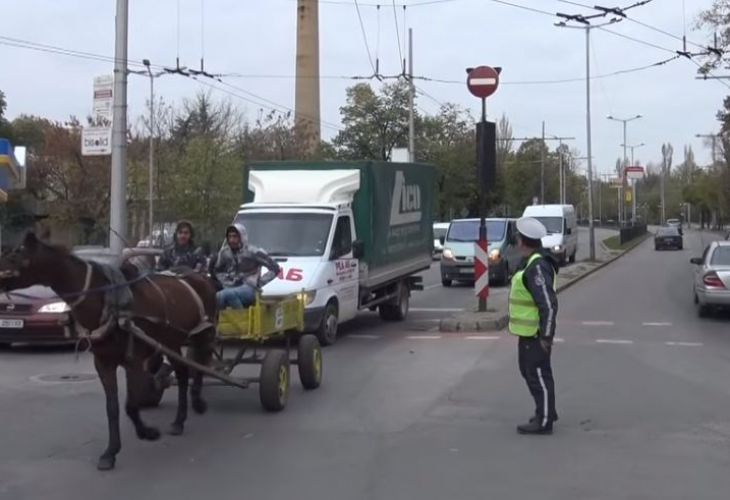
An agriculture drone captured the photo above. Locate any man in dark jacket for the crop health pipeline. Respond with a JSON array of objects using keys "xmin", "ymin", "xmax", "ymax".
[
  {"xmin": 213, "ymin": 223, "xmax": 280, "ymax": 309},
  {"xmin": 157, "ymin": 220, "xmax": 206, "ymax": 272},
  {"xmin": 508, "ymin": 217, "xmax": 560, "ymax": 435}
]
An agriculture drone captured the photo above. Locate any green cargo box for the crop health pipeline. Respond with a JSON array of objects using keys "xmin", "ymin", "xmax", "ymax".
[{"xmin": 243, "ymin": 161, "xmax": 436, "ymax": 289}]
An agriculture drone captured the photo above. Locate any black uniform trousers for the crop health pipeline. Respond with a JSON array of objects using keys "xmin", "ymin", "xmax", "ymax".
[{"xmin": 518, "ymin": 335, "xmax": 557, "ymax": 425}]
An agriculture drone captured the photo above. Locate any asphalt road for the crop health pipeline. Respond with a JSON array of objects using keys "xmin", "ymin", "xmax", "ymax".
[{"xmin": 10, "ymin": 226, "xmax": 730, "ymax": 499}]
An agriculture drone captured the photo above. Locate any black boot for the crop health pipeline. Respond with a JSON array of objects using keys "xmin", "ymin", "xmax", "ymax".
[
  {"xmin": 529, "ymin": 413, "xmax": 558, "ymax": 424},
  {"xmin": 517, "ymin": 419, "xmax": 553, "ymax": 435}
]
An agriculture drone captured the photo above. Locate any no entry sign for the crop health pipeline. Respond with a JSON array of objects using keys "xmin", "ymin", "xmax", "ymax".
[{"xmin": 467, "ymin": 66, "xmax": 500, "ymax": 99}]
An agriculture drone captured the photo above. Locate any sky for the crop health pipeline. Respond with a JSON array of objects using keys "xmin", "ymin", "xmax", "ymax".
[{"xmin": 0, "ymin": 0, "xmax": 727, "ymax": 178}]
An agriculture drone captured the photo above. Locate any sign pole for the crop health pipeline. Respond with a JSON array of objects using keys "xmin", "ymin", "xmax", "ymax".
[
  {"xmin": 478, "ymin": 97, "xmax": 488, "ymax": 312},
  {"xmin": 466, "ymin": 65, "xmax": 500, "ymax": 313}
]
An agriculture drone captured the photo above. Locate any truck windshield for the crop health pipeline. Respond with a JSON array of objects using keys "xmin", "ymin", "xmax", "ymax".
[
  {"xmin": 447, "ymin": 220, "xmax": 506, "ymax": 242},
  {"xmin": 234, "ymin": 212, "xmax": 334, "ymax": 257},
  {"xmin": 532, "ymin": 217, "xmax": 564, "ymax": 234}
]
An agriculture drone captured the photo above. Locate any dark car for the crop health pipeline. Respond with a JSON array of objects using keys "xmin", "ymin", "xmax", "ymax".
[
  {"xmin": 0, "ymin": 247, "xmax": 161, "ymax": 348},
  {"xmin": 655, "ymin": 226, "xmax": 683, "ymax": 251}
]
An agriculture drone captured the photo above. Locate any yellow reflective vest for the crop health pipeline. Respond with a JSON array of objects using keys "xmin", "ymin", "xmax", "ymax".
[{"xmin": 508, "ymin": 252, "xmax": 556, "ymax": 337}]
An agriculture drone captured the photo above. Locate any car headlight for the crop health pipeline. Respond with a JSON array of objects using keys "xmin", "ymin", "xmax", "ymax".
[
  {"xmin": 296, "ymin": 290, "xmax": 317, "ymax": 306},
  {"xmin": 489, "ymin": 248, "xmax": 501, "ymax": 261},
  {"xmin": 38, "ymin": 301, "xmax": 71, "ymax": 313},
  {"xmin": 442, "ymin": 248, "xmax": 454, "ymax": 260}
]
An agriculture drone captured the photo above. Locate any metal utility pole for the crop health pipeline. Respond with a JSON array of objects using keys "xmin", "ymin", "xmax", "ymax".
[
  {"xmin": 540, "ymin": 121, "xmax": 546, "ymax": 204},
  {"xmin": 608, "ymin": 114, "xmax": 642, "ymax": 224},
  {"xmin": 295, "ymin": 0, "xmax": 321, "ymax": 153},
  {"xmin": 110, "ymin": 0, "xmax": 129, "ymax": 254},
  {"xmin": 505, "ymin": 132, "xmax": 574, "ymax": 204},
  {"xmin": 620, "ymin": 142, "xmax": 646, "ymax": 165},
  {"xmin": 130, "ymin": 60, "xmax": 166, "ymax": 238},
  {"xmin": 408, "ymin": 28, "xmax": 415, "ymax": 162},
  {"xmin": 557, "ymin": 12, "xmax": 625, "ymax": 261}
]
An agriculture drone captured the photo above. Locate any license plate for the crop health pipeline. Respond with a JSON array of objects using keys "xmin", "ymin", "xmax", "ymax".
[
  {"xmin": 0, "ymin": 319, "xmax": 23, "ymax": 329},
  {"xmin": 459, "ymin": 267, "xmax": 474, "ymax": 274}
]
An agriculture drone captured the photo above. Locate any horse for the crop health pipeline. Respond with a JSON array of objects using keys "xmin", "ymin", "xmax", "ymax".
[{"xmin": 0, "ymin": 232, "xmax": 217, "ymax": 471}]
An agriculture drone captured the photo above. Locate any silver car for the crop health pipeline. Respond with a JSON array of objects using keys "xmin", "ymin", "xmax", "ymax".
[{"xmin": 691, "ymin": 241, "xmax": 730, "ymax": 317}]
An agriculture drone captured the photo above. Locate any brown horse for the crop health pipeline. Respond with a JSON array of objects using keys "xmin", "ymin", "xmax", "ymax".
[{"xmin": 0, "ymin": 233, "xmax": 217, "ymax": 471}]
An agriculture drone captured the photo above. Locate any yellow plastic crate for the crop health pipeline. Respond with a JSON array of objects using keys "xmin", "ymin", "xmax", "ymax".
[{"xmin": 217, "ymin": 293, "xmax": 304, "ymax": 341}]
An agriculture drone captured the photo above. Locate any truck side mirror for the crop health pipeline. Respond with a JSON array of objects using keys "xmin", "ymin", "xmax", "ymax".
[
  {"xmin": 352, "ymin": 240, "xmax": 364, "ymax": 259},
  {"xmin": 566, "ymin": 228, "xmax": 572, "ymax": 235},
  {"xmin": 690, "ymin": 257, "xmax": 702, "ymax": 265},
  {"xmin": 439, "ymin": 236, "xmax": 445, "ymax": 245}
]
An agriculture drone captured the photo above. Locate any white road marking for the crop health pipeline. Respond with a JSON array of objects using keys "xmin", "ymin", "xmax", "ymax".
[
  {"xmin": 410, "ymin": 308, "xmax": 464, "ymax": 312},
  {"xmin": 424, "ymin": 283, "xmax": 442, "ymax": 290},
  {"xmin": 595, "ymin": 339, "xmax": 634, "ymax": 344},
  {"xmin": 413, "ymin": 319, "xmax": 441, "ymax": 323},
  {"xmin": 642, "ymin": 322, "xmax": 672, "ymax": 326},
  {"xmin": 665, "ymin": 341, "xmax": 703, "ymax": 347},
  {"xmin": 582, "ymin": 321, "xmax": 615, "ymax": 326},
  {"xmin": 406, "ymin": 335, "xmax": 442, "ymax": 340},
  {"xmin": 347, "ymin": 334, "xmax": 380, "ymax": 340},
  {"xmin": 465, "ymin": 335, "xmax": 500, "ymax": 340},
  {"xmin": 554, "ymin": 337, "xmax": 565, "ymax": 343}
]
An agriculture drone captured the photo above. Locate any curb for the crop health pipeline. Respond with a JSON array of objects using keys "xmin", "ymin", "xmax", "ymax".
[{"xmin": 438, "ymin": 233, "xmax": 650, "ymax": 333}]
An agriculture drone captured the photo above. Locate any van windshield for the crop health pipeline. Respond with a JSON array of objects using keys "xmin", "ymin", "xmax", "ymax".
[
  {"xmin": 532, "ymin": 217, "xmax": 564, "ymax": 234},
  {"xmin": 447, "ymin": 220, "xmax": 506, "ymax": 242},
  {"xmin": 433, "ymin": 226, "xmax": 448, "ymax": 239},
  {"xmin": 233, "ymin": 212, "xmax": 333, "ymax": 257}
]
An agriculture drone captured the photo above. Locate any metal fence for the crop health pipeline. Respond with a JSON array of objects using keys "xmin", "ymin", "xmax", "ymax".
[{"xmin": 619, "ymin": 223, "xmax": 647, "ymax": 245}]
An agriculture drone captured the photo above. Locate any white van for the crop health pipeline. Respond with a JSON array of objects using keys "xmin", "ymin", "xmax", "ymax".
[{"xmin": 521, "ymin": 204, "xmax": 577, "ymax": 265}]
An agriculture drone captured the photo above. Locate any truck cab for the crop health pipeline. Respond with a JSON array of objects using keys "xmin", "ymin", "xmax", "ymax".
[{"xmin": 235, "ymin": 163, "xmax": 435, "ymax": 345}]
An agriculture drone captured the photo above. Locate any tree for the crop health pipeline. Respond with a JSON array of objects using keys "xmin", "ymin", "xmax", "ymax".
[
  {"xmin": 332, "ymin": 81, "xmax": 411, "ymax": 160},
  {"xmin": 696, "ymin": 1, "xmax": 730, "ymax": 72},
  {"xmin": 0, "ymin": 89, "xmax": 12, "ymax": 140}
]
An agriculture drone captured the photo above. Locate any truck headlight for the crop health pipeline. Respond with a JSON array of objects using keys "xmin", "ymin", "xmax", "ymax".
[
  {"xmin": 38, "ymin": 301, "xmax": 71, "ymax": 313},
  {"xmin": 296, "ymin": 290, "xmax": 317, "ymax": 306},
  {"xmin": 488, "ymin": 249, "xmax": 501, "ymax": 261},
  {"xmin": 552, "ymin": 245, "xmax": 563, "ymax": 252},
  {"xmin": 442, "ymin": 248, "xmax": 454, "ymax": 260}
]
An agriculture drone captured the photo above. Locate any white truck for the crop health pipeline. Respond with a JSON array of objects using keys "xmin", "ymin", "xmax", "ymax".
[{"xmin": 233, "ymin": 161, "xmax": 437, "ymax": 345}]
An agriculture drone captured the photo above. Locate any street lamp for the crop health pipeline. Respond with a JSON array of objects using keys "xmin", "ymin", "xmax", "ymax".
[
  {"xmin": 619, "ymin": 142, "xmax": 646, "ymax": 165},
  {"xmin": 608, "ymin": 114, "xmax": 642, "ymax": 224},
  {"xmin": 129, "ymin": 60, "xmax": 168, "ymax": 241}
]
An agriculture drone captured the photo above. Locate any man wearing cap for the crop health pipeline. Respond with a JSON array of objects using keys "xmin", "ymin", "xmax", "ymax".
[{"xmin": 509, "ymin": 216, "xmax": 560, "ymax": 435}]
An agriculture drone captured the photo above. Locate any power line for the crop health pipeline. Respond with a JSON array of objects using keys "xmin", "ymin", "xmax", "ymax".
[
  {"xmin": 488, "ymin": 0, "xmax": 557, "ymax": 18},
  {"xmin": 353, "ymin": 0, "xmax": 377, "ymax": 75},
  {"xmin": 597, "ymin": 26, "xmax": 678, "ymax": 54},
  {"xmin": 391, "ymin": 0, "xmax": 404, "ymax": 73}
]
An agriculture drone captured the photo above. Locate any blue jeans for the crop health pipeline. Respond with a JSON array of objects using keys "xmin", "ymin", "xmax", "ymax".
[{"xmin": 216, "ymin": 284, "xmax": 257, "ymax": 310}]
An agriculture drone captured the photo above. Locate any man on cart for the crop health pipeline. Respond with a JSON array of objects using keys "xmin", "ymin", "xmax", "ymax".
[
  {"xmin": 213, "ymin": 223, "xmax": 281, "ymax": 309},
  {"xmin": 157, "ymin": 220, "xmax": 207, "ymax": 272}
]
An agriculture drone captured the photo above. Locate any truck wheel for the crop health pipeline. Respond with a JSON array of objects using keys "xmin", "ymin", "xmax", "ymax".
[
  {"xmin": 259, "ymin": 349, "xmax": 289, "ymax": 412},
  {"xmin": 568, "ymin": 250, "xmax": 576, "ymax": 263},
  {"xmin": 380, "ymin": 284, "xmax": 409, "ymax": 322},
  {"xmin": 297, "ymin": 335, "xmax": 322, "ymax": 390},
  {"xmin": 316, "ymin": 301, "xmax": 339, "ymax": 346},
  {"xmin": 441, "ymin": 279, "xmax": 452, "ymax": 287}
]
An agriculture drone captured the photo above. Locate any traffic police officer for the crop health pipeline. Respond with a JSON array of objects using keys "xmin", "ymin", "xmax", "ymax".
[{"xmin": 509, "ymin": 217, "xmax": 560, "ymax": 435}]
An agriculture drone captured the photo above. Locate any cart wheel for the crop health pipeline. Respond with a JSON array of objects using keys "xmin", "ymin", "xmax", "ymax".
[
  {"xmin": 260, "ymin": 350, "xmax": 289, "ymax": 412},
  {"xmin": 297, "ymin": 335, "xmax": 322, "ymax": 390}
]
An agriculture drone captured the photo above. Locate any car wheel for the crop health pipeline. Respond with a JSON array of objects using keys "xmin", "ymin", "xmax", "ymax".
[
  {"xmin": 316, "ymin": 301, "xmax": 339, "ymax": 346},
  {"xmin": 441, "ymin": 278, "xmax": 452, "ymax": 287},
  {"xmin": 0, "ymin": 342, "xmax": 11, "ymax": 350},
  {"xmin": 697, "ymin": 302, "xmax": 711, "ymax": 318},
  {"xmin": 568, "ymin": 250, "xmax": 576, "ymax": 264}
]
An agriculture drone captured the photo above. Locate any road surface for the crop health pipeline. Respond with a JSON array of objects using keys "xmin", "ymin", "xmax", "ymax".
[{"xmin": 7, "ymin": 228, "xmax": 730, "ymax": 499}]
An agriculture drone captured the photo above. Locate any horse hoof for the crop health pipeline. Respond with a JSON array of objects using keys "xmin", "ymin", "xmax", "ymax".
[
  {"xmin": 97, "ymin": 456, "xmax": 116, "ymax": 471},
  {"xmin": 144, "ymin": 426, "xmax": 161, "ymax": 441},
  {"xmin": 169, "ymin": 423, "xmax": 184, "ymax": 436},
  {"xmin": 192, "ymin": 398, "xmax": 208, "ymax": 415}
]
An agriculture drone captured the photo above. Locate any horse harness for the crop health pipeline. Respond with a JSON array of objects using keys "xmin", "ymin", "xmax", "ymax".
[{"xmin": 69, "ymin": 262, "xmax": 214, "ymax": 346}]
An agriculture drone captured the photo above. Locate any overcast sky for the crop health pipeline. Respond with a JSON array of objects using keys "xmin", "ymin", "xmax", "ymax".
[{"xmin": 0, "ymin": 0, "xmax": 727, "ymax": 176}]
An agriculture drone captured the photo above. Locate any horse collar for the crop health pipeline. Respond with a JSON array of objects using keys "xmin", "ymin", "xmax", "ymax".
[{"xmin": 69, "ymin": 262, "xmax": 93, "ymax": 308}]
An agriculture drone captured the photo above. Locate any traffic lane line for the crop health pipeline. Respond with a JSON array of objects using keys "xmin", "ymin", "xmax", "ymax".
[
  {"xmin": 582, "ymin": 321, "xmax": 615, "ymax": 326},
  {"xmin": 642, "ymin": 322, "xmax": 673, "ymax": 326},
  {"xmin": 595, "ymin": 339, "xmax": 634, "ymax": 344},
  {"xmin": 665, "ymin": 341, "xmax": 703, "ymax": 347}
]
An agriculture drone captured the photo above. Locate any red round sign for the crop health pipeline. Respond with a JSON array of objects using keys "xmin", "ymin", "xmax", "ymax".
[{"xmin": 466, "ymin": 66, "xmax": 500, "ymax": 99}]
